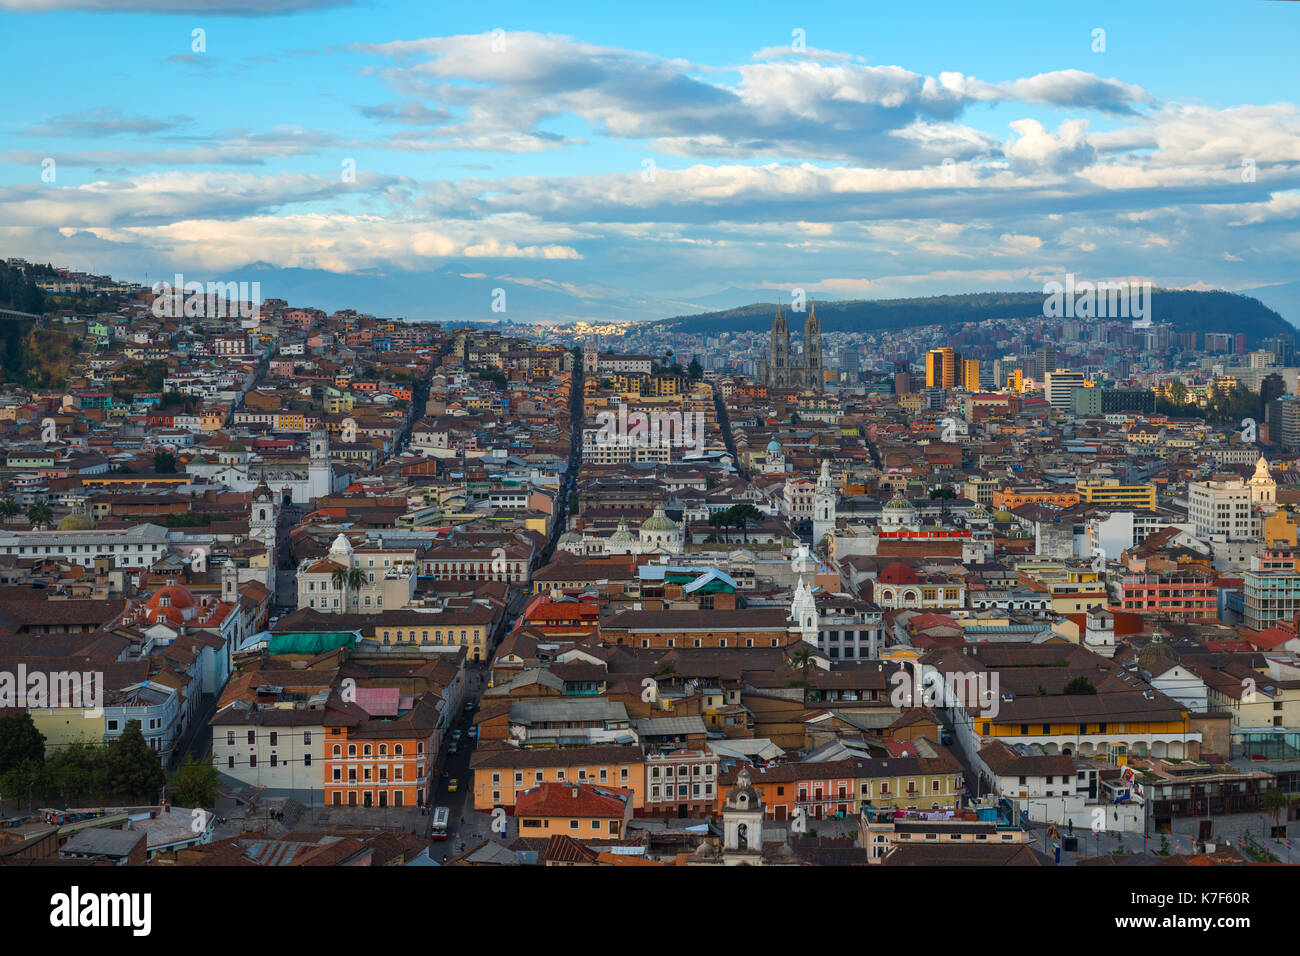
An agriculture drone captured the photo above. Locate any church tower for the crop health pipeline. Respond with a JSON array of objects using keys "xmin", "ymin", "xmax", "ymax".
[
  {"xmin": 791, "ymin": 577, "xmax": 819, "ymax": 646},
  {"xmin": 804, "ymin": 301, "xmax": 822, "ymax": 391},
  {"xmin": 721, "ymin": 767, "xmax": 765, "ymax": 861},
  {"xmin": 1249, "ymin": 454, "xmax": 1277, "ymax": 514},
  {"xmin": 768, "ymin": 303, "xmax": 790, "ymax": 387},
  {"xmin": 250, "ymin": 480, "xmax": 278, "ymax": 594},
  {"xmin": 308, "ymin": 427, "xmax": 331, "ymax": 500},
  {"xmin": 813, "ymin": 458, "xmax": 836, "ymax": 546}
]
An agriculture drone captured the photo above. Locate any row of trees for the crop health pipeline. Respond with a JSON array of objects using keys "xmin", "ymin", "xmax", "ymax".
[
  {"xmin": 0, "ymin": 714, "xmax": 167, "ymax": 808},
  {"xmin": 0, "ymin": 498, "xmax": 53, "ymax": 529},
  {"xmin": 707, "ymin": 503, "xmax": 765, "ymax": 542},
  {"xmin": 0, "ymin": 713, "xmax": 218, "ymax": 810}
]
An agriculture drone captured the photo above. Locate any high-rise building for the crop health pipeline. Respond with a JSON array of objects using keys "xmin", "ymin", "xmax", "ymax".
[
  {"xmin": 1044, "ymin": 370, "xmax": 1087, "ymax": 410},
  {"xmin": 925, "ymin": 348, "xmax": 960, "ymax": 388},
  {"xmin": 962, "ymin": 358, "xmax": 980, "ymax": 392}
]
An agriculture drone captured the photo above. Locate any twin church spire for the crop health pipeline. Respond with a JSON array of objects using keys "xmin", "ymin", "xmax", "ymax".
[{"xmin": 760, "ymin": 299, "xmax": 823, "ymax": 392}]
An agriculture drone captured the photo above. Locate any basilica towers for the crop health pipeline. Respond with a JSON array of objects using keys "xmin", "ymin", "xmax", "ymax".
[{"xmin": 761, "ymin": 302, "xmax": 823, "ymax": 392}]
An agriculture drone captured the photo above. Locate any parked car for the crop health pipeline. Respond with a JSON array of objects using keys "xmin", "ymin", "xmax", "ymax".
[
  {"xmin": 447, "ymin": 742, "xmax": 458, "ymax": 755},
  {"xmin": 447, "ymin": 778, "xmax": 459, "ymax": 792},
  {"xmin": 464, "ymin": 701, "xmax": 474, "ymax": 712},
  {"xmin": 451, "ymin": 729, "xmax": 462, "ymax": 740}
]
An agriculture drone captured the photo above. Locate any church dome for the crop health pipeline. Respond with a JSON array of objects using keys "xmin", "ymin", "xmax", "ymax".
[
  {"xmin": 766, "ymin": 438, "xmax": 782, "ymax": 453},
  {"xmin": 883, "ymin": 491, "xmax": 915, "ymax": 511},
  {"xmin": 144, "ymin": 584, "xmax": 198, "ymax": 625},
  {"xmin": 328, "ymin": 533, "xmax": 354, "ymax": 556},
  {"xmin": 609, "ymin": 518, "xmax": 634, "ymax": 543},
  {"xmin": 640, "ymin": 507, "xmax": 678, "ymax": 533}
]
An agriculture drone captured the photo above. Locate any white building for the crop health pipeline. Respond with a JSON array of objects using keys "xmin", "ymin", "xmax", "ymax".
[{"xmin": 0, "ymin": 522, "xmax": 168, "ymax": 568}]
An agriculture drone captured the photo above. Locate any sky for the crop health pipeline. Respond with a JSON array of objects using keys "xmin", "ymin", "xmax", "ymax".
[{"xmin": 1, "ymin": 0, "xmax": 1298, "ymax": 323}]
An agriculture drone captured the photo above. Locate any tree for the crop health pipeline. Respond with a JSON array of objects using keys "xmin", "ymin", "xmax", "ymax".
[
  {"xmin": 171, "ymin": 753, "xmax": 219, "ymax": 808},
  {"xmin": 0, "ymin": 712, "xmax": 45, "ymax": 775},
  {"xmin": 728, "ymin": 504, "xmax": 764, "ymax": 543},
  {"xmin": 25, "ymin": 500, "xmax": 53, "ymax": 530},
  {"xmin": 102, "ymin": 720, "xmax": 164, "ymax": 802},
  {"xmin": 0, "ymin": 497, "xmax": 19, "ymax": 525},
  {"xmin": 687, "ymin": 357, "xmax": 703, "ymax": 381},
  {"xmin": 1063, "ymin": 676, "xmax": 1098, "ymax": 695},
  {"xmin": 41, "ymin": 742, "xmax": 106, "ymax": 805},
  {"xmin": 154, "ymin": 450, "xmax": 177, "ymax": 473},
  {"xmin": 1262, "ymin": 785, "xmax": 1295, "ymax": 834},
  {"xmin": 789, "ymin": 643, "xmax": 816, "ymax": 677}
]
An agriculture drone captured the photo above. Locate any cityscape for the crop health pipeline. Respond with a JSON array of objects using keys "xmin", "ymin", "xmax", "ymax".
[{"xmin": 0, "ymin": 0, "xmax": 1295, "ymax": 934}]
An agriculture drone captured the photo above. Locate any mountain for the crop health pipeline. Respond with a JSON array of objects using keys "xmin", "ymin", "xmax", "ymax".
[
  {"xmin": 206, "ymin": 262, "xmax": 704, "ymax": 324},
  {"xmin": 1240, "ymin": 282, "xmax": 1300, "ymax": 330},
  {"xmin": 654, "ymin": 290, "xmax": 1294, "ymax": 345}
]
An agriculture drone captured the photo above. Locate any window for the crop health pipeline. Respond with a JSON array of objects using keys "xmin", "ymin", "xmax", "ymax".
[
  {"xmin": 269, "ymin": 732, "xmax": 278, "ymax": 746},
  {"xmin": 247, "ymin": 731, "xmax": 255, "ymax": 745}
]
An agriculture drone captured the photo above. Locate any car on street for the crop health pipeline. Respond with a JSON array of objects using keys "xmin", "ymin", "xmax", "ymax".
[{"xmin": 447, "ymin": 778, "xmax": 459, "ymax": 792}]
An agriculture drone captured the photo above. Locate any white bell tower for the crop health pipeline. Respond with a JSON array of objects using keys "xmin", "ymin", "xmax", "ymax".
[{"xmin": 813, "ymin": 459, "xmax": 836, "ymax": 546}]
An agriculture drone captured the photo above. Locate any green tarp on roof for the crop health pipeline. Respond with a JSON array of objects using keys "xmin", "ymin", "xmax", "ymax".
[{"xmin": 268, "ymin": 632, "xmax": 358, "ymax": 655}]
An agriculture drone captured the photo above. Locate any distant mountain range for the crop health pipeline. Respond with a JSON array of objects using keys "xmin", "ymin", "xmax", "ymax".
[{"xmin": 653, "ymin": 290, "xmax": 1295, "ymax": 345}]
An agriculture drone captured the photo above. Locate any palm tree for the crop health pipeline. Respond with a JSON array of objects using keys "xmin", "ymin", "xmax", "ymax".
[
  {"xmin": 1262, "ymin": 785, "xmax": 1295, "ymax": 838},
  {"xmin": 0, "ymin": 498, "xmax": 19, "ymax": 525},
  {"xmin": 345, "ymin": 567, "xmax": 368, "ymax": 610},
  {"xmin": 789, "ymin": 643, "xmax": 816, "ymax": 676},
  {"xmin": 26, "ymin": 500, "xmax": 53, "ymax": 530}
]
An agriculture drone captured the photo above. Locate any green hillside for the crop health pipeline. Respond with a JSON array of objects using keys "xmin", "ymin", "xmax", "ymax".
[{"xmin": 656, "ymin": 290, "xmax": 1294, "ymax": 345}]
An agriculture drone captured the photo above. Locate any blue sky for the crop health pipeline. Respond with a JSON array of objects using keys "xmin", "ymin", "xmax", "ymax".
[{"xmin": 2, "ymin": 0, "xmax": 1298, "ymax": 322}]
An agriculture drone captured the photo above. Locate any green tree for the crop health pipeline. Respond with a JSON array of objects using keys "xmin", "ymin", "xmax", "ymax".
[
  {"xmin": 0, "ymin": 497, "xmax": 19, "ymax": 525},
  {"xmin": 170, "ymin": 753, "xmax": 219, "ymax": 808},
  {"xmin": 789, "ymin": 643, "xmax": 817, "ymax": 678},
  {"xmin": 40, "ymin": 742, "xmax": 107, "ymax": 805},
  {"xmin": 102, "ymin": 720, "xmax": 164, "ymax": 802},
  {"xmin": 1262, "ymin": 785, "xmax": 1296, "ymax": 835},
  {"xmin": 25, "ymin": 500, "xmax": 53, "ymax": 530},
  {"xmin": 1063, "ymin": 676, "xmax": 1098, "ymax": 695},
  {"xmin": 687, "ymin": 357, "xmax": 703, "ymax": 381},
  {"xmin": 154, "ymin": 450, "xmax": 177, "ymax": 473},
  {"xmin": 0, "ymin": 712, "xmax": 45, "ymax": 775}
]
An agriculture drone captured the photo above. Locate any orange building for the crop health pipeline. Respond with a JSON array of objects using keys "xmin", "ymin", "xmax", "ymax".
[
  {"xmin": 991, "ymin": 487, "xmax": 1081, "ymax": 510},
  {"xmin": 514, "ymin": 782, "xmax": 634, "ymax": 839},
  {"xmin": 323, "ymin": 696, "xmax": 440, "ymax": 809},
  {"xmin": 469, "ymin": 742, "xmax": 646, "ymax": 812}
]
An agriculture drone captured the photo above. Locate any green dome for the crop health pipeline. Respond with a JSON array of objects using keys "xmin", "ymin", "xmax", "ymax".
[
  {"xmin": 640, "ymin": 507, "xmax": 677, "ymax": 532},
  {"xmin": 883, "ymin": 491, "xmax": 913, "ymax": 510}
]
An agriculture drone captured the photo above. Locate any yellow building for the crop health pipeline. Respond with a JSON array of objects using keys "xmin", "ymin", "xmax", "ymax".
[
  {"xmin": 925, "ymin": 348, "xmax": 958, "ymax": 388},
  {"xmin": 962, "ymin": 358, "xmax": 980, "ymax": 392},
  {"xmin": 30, "ymin": 707, "xmax": 105, "ymax": 755},
  {"xmin": 1075, "ymin": 479, "xmax": 1157, "ymax": 510}
]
